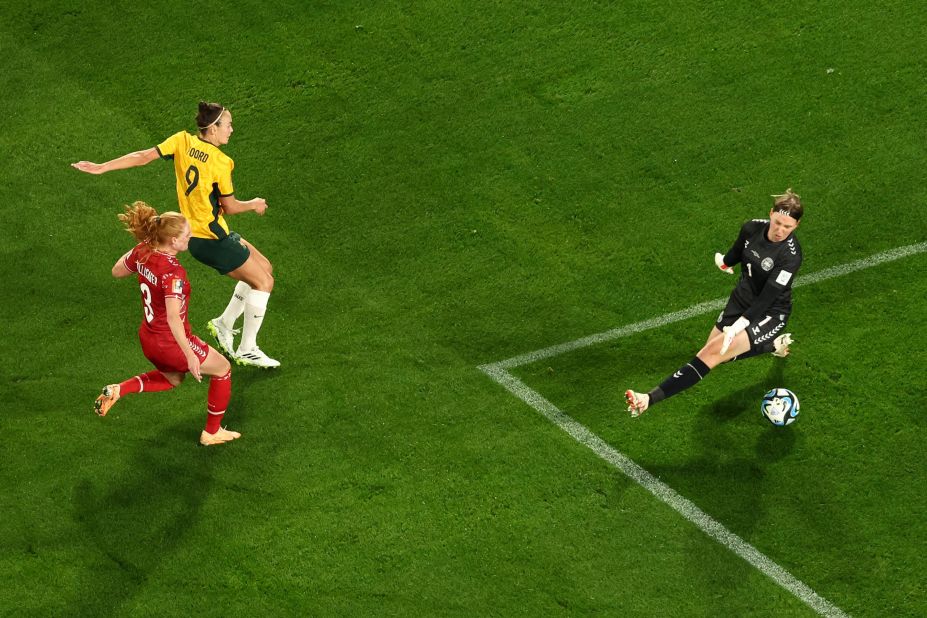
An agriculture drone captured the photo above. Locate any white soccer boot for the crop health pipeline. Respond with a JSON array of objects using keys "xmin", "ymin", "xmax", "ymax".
[
  {"xmin": 772, "ymin": 333, "xmax": 793, "ymax": 358},
  {"xmin": 207, "ymin": 318, "xmax": 240, "ymax": 357},
  {"xmin": 235, "ymin": 346, "xmax": 281, "ymax": 369},
  {"xmin": 199, "ymin": 426, "xmax": 242, "ymax": 446}
]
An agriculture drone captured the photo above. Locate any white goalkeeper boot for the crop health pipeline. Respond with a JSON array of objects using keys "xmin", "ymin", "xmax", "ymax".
[{"xmin": 625, "ymin": 390, "xmax": 650, "ymax": 417}]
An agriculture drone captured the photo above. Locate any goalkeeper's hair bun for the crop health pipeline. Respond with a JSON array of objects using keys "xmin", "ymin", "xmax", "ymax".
[{"xmin": 772, "ymin": 188, "xmax": 803, "ymax": 220}]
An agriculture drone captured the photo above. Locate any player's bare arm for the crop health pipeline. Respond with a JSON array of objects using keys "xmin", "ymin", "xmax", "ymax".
[
  {"xmin": 219, "ymin": 194, "xmax": 267, "ymax": 216},
  {"xmin": 165, "ymin": 297, "xmax": 201, "ymax": 382},
  {"xmin": 71, "ymin": 147, "xmax": 159, "ymax": 174},
  {"xmin": 111, "ymin": 252, "xmax": 133, "ymax": 278}
]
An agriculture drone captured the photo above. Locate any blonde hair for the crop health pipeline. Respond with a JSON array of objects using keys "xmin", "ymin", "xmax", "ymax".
[
  {"xmin": 118, "ymin": 201, "xmax": 186, "ymax": 260},
  {"xmin": 771, "ymin": 188, "xmax": 803, "ymax": 220}
]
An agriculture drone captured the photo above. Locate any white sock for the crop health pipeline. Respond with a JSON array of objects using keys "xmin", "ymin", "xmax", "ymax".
[
  {"xmin": 239, "ymin": 290, "xmax": 270, "ymax": 352},
  {"xmin": 219, "ymin": 281, "xmax": 251, "ymax": 328}
]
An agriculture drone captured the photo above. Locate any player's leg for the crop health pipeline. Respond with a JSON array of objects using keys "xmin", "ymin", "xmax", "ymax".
[
  {"xmin": 628, "ymin": 328, "xmax": 752, "ymax": 415},
  {"xmin": 198, "ymin": 233, "xmax": 254, "ymax": 356},
  {"xmin": 239, "ymin": 238, "xmax": 273, "ymax": 276},
  {"xmin": 626, "ymin": 302, "xmax": 743, "ymax": 416},
  {"xmin": 197, "ymin": 344, "xmax": 241, "ymax": 445},
  {"xmin": 728, "ymin": 314, "xmax": 791, "ymax": 361},
  {"xmin": 703, "ymin": 325, "xmax": 723, "ymax": 348},
  {"xmin": 227, "ymin": 238, "xmax": 279, "ymax": 368},
  {"xmin": 699, "ymin": 327, "xmax": 751, "ymax": 367},
  {"xmin": 95, "ymin": 331, "xmax": 186, "ymax": 416},
  {"xmin": 93, "ymin": 370, "xmax": 181, "ymax": 416},
  {"xmin": 626, "ymin": 350, "xmax": 721, "ymax": 416},
  {"xmin": 209, "ymin": 281, "xmax": 250, "ymax": 354}
]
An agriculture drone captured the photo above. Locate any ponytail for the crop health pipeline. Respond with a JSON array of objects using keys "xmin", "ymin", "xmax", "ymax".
[{"xmin": 118, "ymin": 201, "xmax": 186, "ymax": 260}]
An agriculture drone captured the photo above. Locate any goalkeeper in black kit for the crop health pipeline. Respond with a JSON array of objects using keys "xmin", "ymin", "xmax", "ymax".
[{"xmin": 625, "ymin": 189, "xmax": 804, "ymax": 417}]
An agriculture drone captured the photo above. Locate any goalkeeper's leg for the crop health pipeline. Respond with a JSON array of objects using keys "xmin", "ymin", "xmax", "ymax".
[{"xmin": 626, "ymin": 329, "xmax": 750, "ymax": 416}]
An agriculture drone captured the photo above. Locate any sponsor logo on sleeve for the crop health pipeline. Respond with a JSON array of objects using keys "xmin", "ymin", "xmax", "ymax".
[{"xmin": 172, "ymin": 278, "xmax": 183, "ymax": 294}]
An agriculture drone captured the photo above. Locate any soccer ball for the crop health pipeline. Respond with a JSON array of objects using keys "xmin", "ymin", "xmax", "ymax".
[{"xmin": 761, "ymin": 388, "xmax": 800, "ymax": 426}]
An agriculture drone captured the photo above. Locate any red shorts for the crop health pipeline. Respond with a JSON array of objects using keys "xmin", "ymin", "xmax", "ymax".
[{"xmin": 139, "ymin": 327, "xmax": 210, "ymax": 373}]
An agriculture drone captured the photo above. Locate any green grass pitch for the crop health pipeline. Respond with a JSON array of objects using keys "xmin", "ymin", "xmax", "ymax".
[{"xmin": 1, "ymin": 1, "xmax": 925, "ymax": 616}]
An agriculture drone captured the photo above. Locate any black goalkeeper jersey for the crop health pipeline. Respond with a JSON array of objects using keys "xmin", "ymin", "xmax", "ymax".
[{"xmin": 723, "ymin": 220, "xmax": 803, "ymax": 321}]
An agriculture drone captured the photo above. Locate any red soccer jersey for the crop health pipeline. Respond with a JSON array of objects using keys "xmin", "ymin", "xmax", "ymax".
[{"xmin": 123, "ymin": 244, "xmax": 192, "ymax": 336}]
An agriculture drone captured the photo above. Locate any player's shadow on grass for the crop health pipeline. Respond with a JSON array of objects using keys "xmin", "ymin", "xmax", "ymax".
[
  {"xmin": 71, "ymin": 420, "xmax": 214, "ymax": 616},
  {"xmin": 682, "ymin": 358, "xmax": 796, "ymax": 612},
  {"xmin": 699, "ymin": 358, "xmax": 797, "ymax": 461},
  {"xmin": 226, "ymin": 368, "xmax": 278, "ymax": 426},
  {"xmin": 698, "ymin": 357, "xmax": 787, "ymax": 422}
]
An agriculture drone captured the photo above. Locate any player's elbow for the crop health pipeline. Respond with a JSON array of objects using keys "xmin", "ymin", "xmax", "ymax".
[{"xmin": 135, "ymin": 148, "xmax": 158, "ymax": 164}]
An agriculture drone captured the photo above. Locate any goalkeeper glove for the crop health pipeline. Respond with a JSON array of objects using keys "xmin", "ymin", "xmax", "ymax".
[
  {"xmin": 720, "ymin": 316, "xmax": 750, "ymax": 355},
  {"xmin": 714, "ymin": 253, "xmax": 734, "ymax": 274}
]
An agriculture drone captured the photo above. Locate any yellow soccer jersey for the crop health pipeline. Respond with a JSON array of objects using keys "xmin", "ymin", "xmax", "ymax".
[{"xmin": 156, "ymin": 131, "xmax": 235, "ymax": 240}]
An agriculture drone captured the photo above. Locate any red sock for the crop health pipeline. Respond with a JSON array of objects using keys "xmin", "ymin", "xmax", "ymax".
[
  {"xmin": 205, "ymin": 369, "xmax": 232, "ymax": 434},
  {"xmin": 119, "ymin": 371, "xmax": 175, "ymax": 395}
]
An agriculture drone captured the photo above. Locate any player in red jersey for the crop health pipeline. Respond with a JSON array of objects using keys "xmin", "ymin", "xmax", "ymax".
[{"xmin": 94, "ymin": 201, "xmax": 241, "ymax": 446}]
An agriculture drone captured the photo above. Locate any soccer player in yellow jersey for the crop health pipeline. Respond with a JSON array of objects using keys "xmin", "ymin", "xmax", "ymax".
[{"xmin": 72, "ymin": 102, "xmax": 279, "ymax": 368}]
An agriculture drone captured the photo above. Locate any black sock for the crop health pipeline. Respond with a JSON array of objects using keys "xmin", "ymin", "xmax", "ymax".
[{"xmin": 648, "ymin": 357, "xmax": 711, "ymax": 405}]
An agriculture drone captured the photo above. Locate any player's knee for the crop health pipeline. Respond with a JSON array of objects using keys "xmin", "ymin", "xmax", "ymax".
[
  {"xmin": 244, "ymin": 271, "xmax": 273, "ymax": 292},
  {"xmin": 218, "ymin": 355, "xmax": 231, "ymax": 375},
  {"xmin": 257, "ymin": 271, "xmax": 274, "ymax": 292},
  {"xmin": 696, "ymin": 350, "xmax": 721, "ymax": 369},
  {"xmin": 697, "ymin": 344, "xmax": 724, "ymax": 367},
  {"xmin": 163, "ymin": 372, "xmax": 185, "ymax": 387}
]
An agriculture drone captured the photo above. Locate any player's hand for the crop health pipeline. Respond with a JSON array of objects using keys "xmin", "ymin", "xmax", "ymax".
[
  {"xmin": 714, "ymin": 253, "xmax": 734, "ymax": 274},
  {"xmin": 187, "ymin": 354, "xmax": 202, "ymax": 382},
  {"xmin": 71, "ymin": 161, "xmax": 105, "ymax": 174},
  {"xmin": 251, "ymin": 198, "xmax": 268, "ymax": 215},
  {"xmin": 720, "ymin": 316, "xmax": 750, "ymax": 355}
]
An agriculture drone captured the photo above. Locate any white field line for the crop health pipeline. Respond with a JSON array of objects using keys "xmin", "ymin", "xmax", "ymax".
[
  {"xmin": 496, "ymin": 241, "xmax": 927, "ymax": 370},
  {"xmin": 477, "ymin": 242, "xmax": 927, "ymax": 617},
  {"xmin": 479, "ymin": 363, "xmax": 850, "ymax": 618}
]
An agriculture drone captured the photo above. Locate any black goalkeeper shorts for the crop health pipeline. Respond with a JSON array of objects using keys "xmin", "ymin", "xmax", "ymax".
[{"xmin": 716, "ymin": 297, "xmax": 789, "ymax": 352}]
